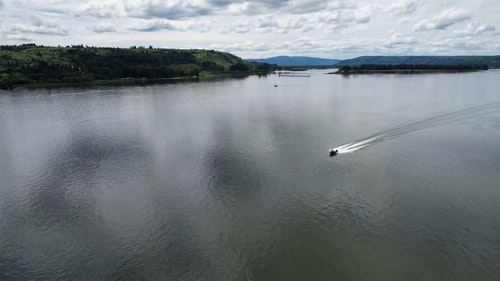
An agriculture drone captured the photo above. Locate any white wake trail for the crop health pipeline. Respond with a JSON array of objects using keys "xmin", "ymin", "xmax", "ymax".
[{"xmin": 330, "ymin": 102, "xmax": 500, "ymax": 155}]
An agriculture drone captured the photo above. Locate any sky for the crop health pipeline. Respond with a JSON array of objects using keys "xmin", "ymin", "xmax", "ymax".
[{"xmin": 0, "ymin": 0, "xmax": 499, "ymax": 59}]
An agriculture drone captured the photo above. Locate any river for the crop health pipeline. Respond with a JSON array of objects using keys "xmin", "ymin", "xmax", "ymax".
[{"xmin": 1, "ymin": 70, "xmax": 499, "ymax": 280}]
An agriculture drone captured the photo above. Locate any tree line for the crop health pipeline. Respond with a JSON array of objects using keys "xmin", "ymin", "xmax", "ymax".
[
  {"xmin": 0, "ymin": 44, "xmax": 274, "ymax": 89},
  {"xmin": 337, "ymin": 64, "xmax": 488, "ymax": 74}
]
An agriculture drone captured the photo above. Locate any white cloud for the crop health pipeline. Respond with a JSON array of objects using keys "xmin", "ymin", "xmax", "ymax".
[
  {"xmin": 223, "ymin": 20, "xmax": 253, "ymax": 34},
  {"xmin": 326, "ymin": 1, "xmax": 356, "ymax": 11},
  {"xmin": 414, "ymin": 7, "xmax": 470, "ymax": 31},
  {"xmin": 429, "ymin": 38, "xmax": 477, "ymax": 52},
  {"xmin": 0, "ymin": 1, "xmax": 499, "ymax": 58},
  {"xmin": 398, "ymin": 17, "xmax": 410, "ymax": 24},
  {"xmin": 354, "ymin": 4, "xmax": 374, "ymax": 23},
  {"xmin": 185, "ymin": 21, "xmax": 211, "ymax": 33},
  {"xmin": 455, "ymin": 22, "xmax": 495, "ymax": 37},
  {"xmin": 384, "ymin": 32, "xmax": 417, "ymax": 48},
  {"xmin": 388, "ymin": 0, "xmax": 417, "ymax": 15}
]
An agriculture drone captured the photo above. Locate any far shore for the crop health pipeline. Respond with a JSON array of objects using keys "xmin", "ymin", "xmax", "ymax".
[
  {"xmin": 1, "ymin": 76, "xmax": 200, "ymax": 91},
  {"xmin": 0, "ymin": 71, "xmax": 269, "ymax": 91},
  {"xmin": 327, "ymin": 69, "xmax": 487, "ymax": 75},
  {"xmin": 328, "ymin": 63, "xmax": 489, "ymax": 75}
]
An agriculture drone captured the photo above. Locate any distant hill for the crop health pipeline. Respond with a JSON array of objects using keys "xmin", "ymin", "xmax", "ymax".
[
  {"xmin": 246, "ymin": 55, "xmax": 500, "ymax": 68},
  {"xmin": 339, "ymin": 56, "xmax": 500, "ymax": 68},
  {"xmin": 246, "ymin": 56, "xmax": 340, "ymax": 66}
]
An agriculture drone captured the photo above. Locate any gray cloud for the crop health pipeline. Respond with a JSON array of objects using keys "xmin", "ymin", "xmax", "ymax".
[
  {"xmin": 36, "ymin": 7, "xmax": 68, "ymax": 15},
  {"xmin": 7, "ymin": 15, "xmax": 68, "ymax": 36},
  {"xmin": 414, "ymin": 7, "xmax": 470, "ymax": 31},
  {"xmin": 206, "ymin": 0, "xmax": 233, "ymax": 7},
  {"xmin": 125, "ymin": 1, "xmax": 212, "ymax": 20},
  {"xmin": 207, "ymin": 0, "xmax": 287, "ymax": 9},
  {"xmin": 92, "ymin": 23, "xmax": 117, "ymax": 33},
  {"xmin": 285, "ymin": 0, "xmax": 328, "ymax": 14},
  {"xmin": 124, "ymin": 0, "xmax": 327, "ymax": 19},
  {"xmin": 79, "ymin": 2, "xmax": 121, "ymax": 18},
  {"xmin": 128, "ymin": 19, "xmax": 177, "ymax": 32},
  {"xmin": 0, "ymin": 0, "xmax": 4, "ymax": 10},
  {"xmin": 258, "ymin": 16, "xmax": 278, "ymax": 28},
  {"xmin": 225, "ymin": 0, "xmax": 329, "ymax": 15}
]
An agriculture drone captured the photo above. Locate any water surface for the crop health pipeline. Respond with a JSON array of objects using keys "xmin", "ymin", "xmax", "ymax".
[{"xmin": 1, "ymin": 70, "xmax": 500, "ymax": 280}]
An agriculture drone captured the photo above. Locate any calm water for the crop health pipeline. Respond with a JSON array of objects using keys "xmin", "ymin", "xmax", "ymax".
[{"xmin": 1, "ymin": 70, "xmax": 500, "ymax": 280}]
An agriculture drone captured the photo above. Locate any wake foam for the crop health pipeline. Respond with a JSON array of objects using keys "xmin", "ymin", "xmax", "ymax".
[{"xmin": 331, "ymin": 102, "xmax": 500, "ymax": 155}]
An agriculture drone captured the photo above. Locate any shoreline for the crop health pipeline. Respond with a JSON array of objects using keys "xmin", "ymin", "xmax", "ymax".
[
  {"xmin": 0, "ymin": 71, "xmax": 269, "ymax": 91},
  {"xmin": 329, "ymin": 64, "xmax": 489, "ymax": 75},
  {"xmin": 326, "ymin": 69, "xmax": 487, "ymax": 75},
  {"xmin": 328, "ymin": 69, "xmax": 487, "ymax": 75}
]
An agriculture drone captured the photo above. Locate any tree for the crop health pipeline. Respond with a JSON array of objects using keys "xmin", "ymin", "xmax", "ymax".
[{"xmin": 338, "ymin": 65, "xmax": 351, "ymax": 74}]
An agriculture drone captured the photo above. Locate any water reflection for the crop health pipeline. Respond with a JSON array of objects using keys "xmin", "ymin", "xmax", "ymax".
[
  {"xmin": 205, "ymin": 145, "xmax": 264, "ymax": 201},
  {"xmin": 0, "ymin": 128, "xmax": 153, "ymax": 278}
]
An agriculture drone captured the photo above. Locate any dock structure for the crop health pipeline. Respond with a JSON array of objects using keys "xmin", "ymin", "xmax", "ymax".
[{"xmin": 277, "ymin": 72, "xmax": 310, "ymax": 77}]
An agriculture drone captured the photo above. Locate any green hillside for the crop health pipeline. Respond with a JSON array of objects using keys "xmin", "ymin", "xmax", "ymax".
[
  {"xmin": 0, "ymin": 44, "xmax": 273, "ymax": 89},
  {"xmin": 339, "ymin": 55, "xmax": 500, "ymax": 67}
]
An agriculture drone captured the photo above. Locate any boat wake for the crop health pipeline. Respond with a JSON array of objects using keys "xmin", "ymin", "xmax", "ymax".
[{"xmin": 330, "ymin": 102, "xmax": 500, "ymax": 155}]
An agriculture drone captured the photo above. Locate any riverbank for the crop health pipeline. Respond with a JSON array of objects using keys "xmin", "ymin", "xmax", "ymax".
[
  {"xmin": 328, "ymin": 69, "xmax": 487, "ymax": 75},
  {"xmin": 329, "ymin": 64, "xmax": 489, "ymax": 75},
  {"xmin": 6, "ymin": 76, "xmax": 200, "ymax": 90},
  {"xmin": 0, "ymin": 71, "xmax": 273, "ymax": 91}
]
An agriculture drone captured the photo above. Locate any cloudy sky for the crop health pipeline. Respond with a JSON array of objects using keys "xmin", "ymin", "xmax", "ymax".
[{"xmin": 1, "ymin": 0, "xmax": 499, "ymax": 59}]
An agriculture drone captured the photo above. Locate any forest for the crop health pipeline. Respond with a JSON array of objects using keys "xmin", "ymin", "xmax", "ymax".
[
  {"xmin": 335, "ymin": 64, "xmax": 489, "ymax": 74},
  {"xmin": 0, "ymin": 44, "xmax": 274, "ymax": 89}
]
